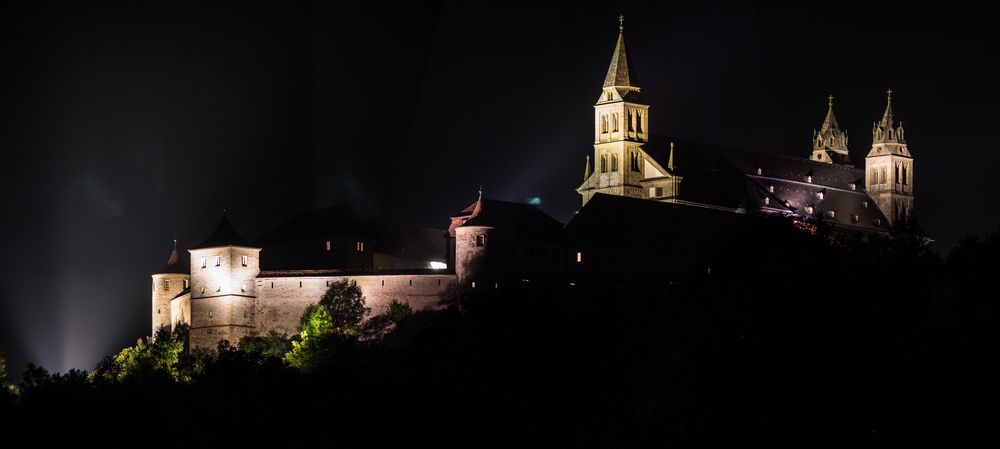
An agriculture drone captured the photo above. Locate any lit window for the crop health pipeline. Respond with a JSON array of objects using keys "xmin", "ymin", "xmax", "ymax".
[
  {"xmin": 862, "ymin": 201, "xmax": 868, "ymax": 208},
  {"xmin": 475, "ymin": 235, "xmax": 486, "ymax": 247},
  {"xmin": 214, "ymin": 256, "xmax": 221, "ymax": 267},
  {"xmin": 807, "ymin": 175, "xmax": 813, "ymax": 183},
  {"xmin": 183, "ymin": 279, "xmax": 189, "ymax": 289},
  {"xmin": 768, "ymin": 185, "xmax": 774, "ymax": 193},
  {"xmin": 611, "ymin": 154, "xmax": 618, "ymax": 172},
  {"xmin": 164, "ymin": 279, "xmax": 170, "ymax": 291},
  {"xmin": 805, "ymin": 206, "xmax": 814, "ymax": 214},
  {"xmin": 817, "ymin": 192, "xmax": 824, "ymax": 200},
  {"xmin": 209, "ymin": 312, "xmax": 213, "ymax": 318},
  {"xmin": 325, "ymin": 240, "xmax": 331, "ymax": 251},
  {"xmin": 764, "ymin": 197, "xmax": 770, "ymax": 206},
  {"xmin": 756, "ymin": 168, "xmax": 762, "ymax": 175},
  {"xmin": 576, "ymin": 252, "xmax": 582, "ymax": 263},
  {"xmin": 356, "ymin": 241, "xmax": 364, "ymax": 252},
  {"xmin": 200, "ymin": 257, "xmax": 207, "ymax": 268},
  {"xmin": 850, "ymin": 183, "xmax": 856, "ymax": 191},
  {"xmin": 852, "ymin": 214, "xmax": 860, "ymax": 223},
  {"xmin": 827, "ymin": 210, "xmax": 836, "ymax": 218},
  {"xmin": 471, "ymin": 281, "xmax": 476, "ymax": 288},
  {"xmin": 241, "ymin": 255, "xmax": 248, "ymax": 267}
]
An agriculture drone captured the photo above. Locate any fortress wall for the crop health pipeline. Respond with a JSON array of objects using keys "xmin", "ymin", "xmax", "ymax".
[
  {"xmin": 254, "ymin": 274, "xmax": 456, "ymax": 338},
  {"xmin": 189, "ymin": 295, "xmax": 256, "ymax": 349}
]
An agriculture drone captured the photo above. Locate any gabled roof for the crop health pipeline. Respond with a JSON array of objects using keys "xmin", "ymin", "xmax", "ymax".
[
  {"xmin": 255, "ymin": 205, "xmax": 373, "ymax": 247},
  {"xmin": 191, "ymin": 215, "xmax": 251, "ymax": 249}
]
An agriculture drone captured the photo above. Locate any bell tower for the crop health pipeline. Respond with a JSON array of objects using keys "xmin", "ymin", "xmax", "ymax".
[
  {"xmin": 865, "ymin": 90, "xmax": 915, "ymax": 225},
  {"xmin": 578, "ymin": 16, "xmax": 651, "ymax": 206}
]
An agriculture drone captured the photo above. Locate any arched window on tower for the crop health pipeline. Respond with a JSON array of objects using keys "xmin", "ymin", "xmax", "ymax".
[
  {"xmin": 612, "ymin": 113, "xmax": 619, "ymax": 132},
  {"xmin": 627, "ymin": 110, "xmax": 634, "ymax": 132},
  {"xmin": 601, "ymin": 116, "xmax": 608, "ymax": 133},
  {"xmin": 601, "ymin": 155, "xmax": 608, "ymax": 173},
  {"xmin": 636, "ymin": 112, "xmax": 643, "ymax": 132},
  {"xmin": 902, "ymin": 165, "xmax": 908, "ymax": 185},
  {"xmin": 870, "ymin": 170, "xmax": 877, "ymax": 185},
  {"xmin": 895, "ymin": 164, "xmax": 900, "ymax": 184},
  {"xmin": 880, "ymin": 168, "xmax": 886, "ymax": 184},
  {"xmin": 611, "ymin": 154, "xmax": 618, "ymax": 172}
]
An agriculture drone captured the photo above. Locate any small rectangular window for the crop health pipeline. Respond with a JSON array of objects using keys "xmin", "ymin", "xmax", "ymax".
[
  {"xmin": 164, "ymin": 279, "xmax": 170, "ymax": 291},
  {"xmin": 183, "ymin": 279, "xmax": 189, "ymax": 289},
  {"xmin": 475, "ymin": 235, "xmax": 486, "ymax": 247},
  {"xmin": 325, "ymin": 240, "xmax": 331, "ymax": 251},
  {"xmin": 209, "ymin": 312, "xmax": 213, "ymax": 318},
  {"xmin": 241, "ymin": 255, "xmax": 248, "ymax": 267},
  {"xmin": 200, "ymin": 257, "xmax": 207, "ymax": 268},
  {"xmin": 356, "ymin": 241, "xmax": 364, "ymax": 252},
  {"xmin": 576, "ymin": 252, "xmax": 582, "ymax": 263},
  {"xmin": 214, "ymin": 256, "xmax": 221, "ymax": 267}
]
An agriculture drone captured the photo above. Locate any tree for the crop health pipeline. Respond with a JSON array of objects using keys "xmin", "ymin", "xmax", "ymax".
[
  {"xmin": 284, "ymin": 304, "xmax": 336, "ymax": 371},
  {"xmin": 319, "ymin": 279, "xmax": 370, "ymax": 333},
  {"xmin": 91, "ymin": 325, "xmax": 186, "ymax": 383},
  {"xmin": 0, "ymin": 346, "xmax": 7, "ymax": 386}
]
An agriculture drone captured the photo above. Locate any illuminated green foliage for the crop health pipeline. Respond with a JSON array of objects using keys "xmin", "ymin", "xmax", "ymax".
[
  {"xmin": 91, "ymin": 325, "xmax": 186, "ymax": 383},
  {"xmin": 386, "ymin": 300, "xmax": 413, "ymax": 324},
  {"xmin": 284, "ymin": 304, "xmax": 335, "ymax": 371}
]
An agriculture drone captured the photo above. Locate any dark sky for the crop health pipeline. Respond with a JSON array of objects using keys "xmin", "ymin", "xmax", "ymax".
[{"xmin": 1, "ymin": 1, "xmax": 997, "ymax": 375}]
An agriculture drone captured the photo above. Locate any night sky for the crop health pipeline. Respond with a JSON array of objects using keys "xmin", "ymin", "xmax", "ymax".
[{"xmin": 1, "ymin": 1, "xmax": 997, "ymax": 375}]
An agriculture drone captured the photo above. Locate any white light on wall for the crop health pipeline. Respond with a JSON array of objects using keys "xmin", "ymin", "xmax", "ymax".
[{"xmin": 429, "ymin": 261, "xmax": 447, "ymax": 270}]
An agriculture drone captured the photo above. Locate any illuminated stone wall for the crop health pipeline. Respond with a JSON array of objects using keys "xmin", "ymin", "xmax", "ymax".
[
  {"xmin": 169, "ymin": 292, "xmax": 190, "ymax": 331},
  {"xmin": 254, "ymin": 274, "xmax": 456, "ymax": 338},
  {"xmin": 189, "ymin": 245, "xmax": 261, "ymax": 349},
  {"xmin": 455, "ymin": 225, "xmax": 490, "ymax": 284},
  {"xmin": 151, "ymin": 273, "xmax": 190, "ymax": 335}
]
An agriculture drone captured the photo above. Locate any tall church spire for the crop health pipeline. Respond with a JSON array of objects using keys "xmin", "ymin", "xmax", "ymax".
[
  {"xmin": 820, "ymin": 95, "xmax": 840, "ymax": 133},
  {"xmin": 810, "ymin": 94, "xmax": 851, "ymax": 164},
  {"xmin": 880, "ymin": 89, "xmax": 895, "ymax": 128},
  {"xmin": 873, "ymin": 89, "xmax": 904, "ymax": 144},
  {"xmin": 603, "ymin": 15, "xmax": 637, "ymax": 89}
]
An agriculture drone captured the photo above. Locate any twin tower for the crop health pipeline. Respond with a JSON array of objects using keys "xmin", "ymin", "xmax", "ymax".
[{"xmin": 580, "ymin": 18, "xmax": 915, "ymax": 226}]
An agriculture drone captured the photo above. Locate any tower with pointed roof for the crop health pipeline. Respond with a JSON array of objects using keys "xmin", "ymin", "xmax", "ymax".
[
  {"xmin": 577, "ymin": 17, "xmax": 679, "ymax": 206},
  {"xmin": 811, "ymin": 95, "xmax": 852, "ymax": 164},
  {"xmin": 151, "ymin": 239, "xmax": 191, "ymax": 335},
  {"xmin": 865, "ymin": 90, "xmax": 914, "ymax": 225},
  {"xmin": 187, "ymin": 215, "xmax": 262, "ymax": 348}
]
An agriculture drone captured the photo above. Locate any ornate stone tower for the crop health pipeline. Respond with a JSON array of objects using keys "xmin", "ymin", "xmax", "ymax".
[
  {"xmin": 811, "ymin": 95, "xmax": 851, "ymax": 164},
  {"xmin": 188, "ymin": 215, "xmax": 261, "ymax": 349},
  {"xmin": 151, "ymin": 240, "xmax": 190, "ymax": 335},
  {"xmin": 865, "ymin": 90, "xmax": 914, "ymax": 225},
  {"xmin": 578, "ymin": 17, "xmax": 650, "ymax": 206}
]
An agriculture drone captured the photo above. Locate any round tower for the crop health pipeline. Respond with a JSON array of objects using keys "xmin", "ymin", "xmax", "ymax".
[{"xmin": 151, "ymin": 239, "xmax": 190, "ymax": 336}]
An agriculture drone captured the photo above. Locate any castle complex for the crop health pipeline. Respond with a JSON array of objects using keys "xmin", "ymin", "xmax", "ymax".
[{"xmin": 152, "ymin": 20, "xmax": 917, "ymax": 349}]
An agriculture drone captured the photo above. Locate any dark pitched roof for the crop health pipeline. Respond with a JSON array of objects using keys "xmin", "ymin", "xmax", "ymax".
[
  {"xmin": 255, "ymin": 205, "xmax": 373, "ymax": 247},
  {"xmin": 157, "ymin": 241, "xmax": 189, "ymax": 274},
  {"xmin": 638, "ymin": 135, "xmax": 889, "ymax": 232},
  {"xmin": 456, "ymin": 197, "xmax": 564, "ymax": 240},
  {"xmin": 191, "ymin": 215, "xmax": 251, "ymax": 249}
]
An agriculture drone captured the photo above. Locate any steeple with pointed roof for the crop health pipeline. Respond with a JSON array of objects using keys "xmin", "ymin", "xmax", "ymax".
[
  {"xmin": 866, "ymin": 89, "xmax": 914, "ymax": 225},
  {"xmin": 873, "ymin": 89, "xmax": 905, "ymax": 144},
  {"xmin": 597, "ymin": 15, "xmax": 642, "ymax": 104},
  {"xmin": 810, "ymin": 95, "xmax": 852, "ymax": 165}
]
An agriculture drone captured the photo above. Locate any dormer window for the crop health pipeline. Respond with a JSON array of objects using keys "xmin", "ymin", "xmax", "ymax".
[
  {"xmin": 862, "ymin": 201, "xmax": 868, "ymax": 208},
  {"xmin": 756, "ymin": 168, "xmax": 762, "ymax": 175},
  {"xmin": 827, "ymin": 210, "xmax": 836, "ymax": 219},
  {"xmin": 817, "ymin": 191, "xmax": 824, "ymax": 200},
  {"xmin": 768, "ymin": 185, "xmax": 774, "ymax": 193},
  {"xmin": 805, "ymin": 206, "xmax": 814, "ymax": 214},
  {"xmin": 875, "ymin": 218, "xmax": 883, "ymax": 226},
  {"xmin": 850, "ymin": 183, "xmax": 856, "ymax": 191},
  {"xmin": 852, "ymin": 214, "xmax": 860, "ymax": 223},
  {"xmin": 806, "ymin": 175, "xmax": 813, "ymax": 183},
  {"xmin": 763, "ymin": 197, "xmax": 770, "ymax": 206}
]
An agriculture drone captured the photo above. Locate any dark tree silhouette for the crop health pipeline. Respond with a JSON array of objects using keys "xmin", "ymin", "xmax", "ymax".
[{"xmin": 319, "ymin": 279, "xmax": 369, "ymax": 332}]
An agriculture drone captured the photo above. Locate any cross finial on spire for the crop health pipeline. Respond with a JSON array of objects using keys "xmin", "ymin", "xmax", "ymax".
[
  {"xmin": 828, "ymin": 94, "xmax": 833, "ymax": 107},
  {"xmin": 886, "ymin": 89, "xmax": 892, "ymax": 101},
  {"xmin": 478, "ymin": 183, "xmax": 483, "ymax": 201},
  {"xmin": 619, "ymin": 15, "xmax": 624, "ymax": 31}
]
